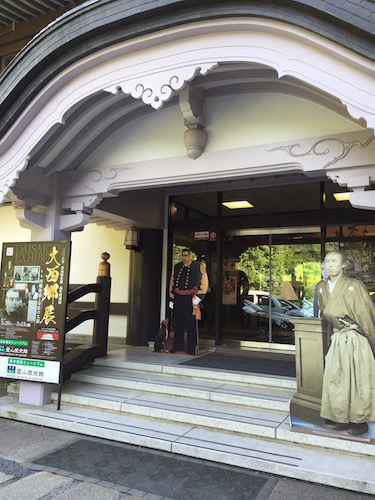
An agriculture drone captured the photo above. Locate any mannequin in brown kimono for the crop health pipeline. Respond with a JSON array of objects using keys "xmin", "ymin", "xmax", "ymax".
[{"xmin": 318, "ymin": 250, "xmax": 375, "ymax": 436}]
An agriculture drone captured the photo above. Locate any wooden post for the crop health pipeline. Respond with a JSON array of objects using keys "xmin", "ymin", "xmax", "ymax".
[{"xmin": 93, "ymin": 252, "xmax": 111, "ymax": 355}]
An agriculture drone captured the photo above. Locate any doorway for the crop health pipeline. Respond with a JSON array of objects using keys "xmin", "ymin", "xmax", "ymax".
[
  {"xmin": 220, "ymin": 227, "xmax": 320, "ymax": 346},
  {"xmin": 169, "ymin": 182, "xmax": 375, "ymax": 350}
]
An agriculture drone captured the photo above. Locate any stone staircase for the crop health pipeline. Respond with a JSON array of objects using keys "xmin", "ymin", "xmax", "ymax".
[{"xmin": 1, "ymin": 349, "xmax": 375, "ymax": 495}]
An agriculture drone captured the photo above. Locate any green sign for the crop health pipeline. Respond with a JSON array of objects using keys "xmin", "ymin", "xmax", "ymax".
[
  {"xmin": 8, "ymin": 358, "xmax": 45, "ymax": 367},
  {"xmin": 1, "ymin": 339, "xmax": 28, "ymax": 346}
]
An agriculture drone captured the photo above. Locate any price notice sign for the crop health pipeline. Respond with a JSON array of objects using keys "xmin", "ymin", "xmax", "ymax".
[{"xmin": 0, "ymin": 241, "xmax": 71, "ymax": 384}]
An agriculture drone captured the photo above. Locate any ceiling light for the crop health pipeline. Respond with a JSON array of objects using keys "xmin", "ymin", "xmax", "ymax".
[
  {"xmin": 333, "ymin": 192, "xmax": 350, "ymax": 201},
  {"xmin": 222, "ymin": 200, "xmax": 254, "ymax": 209}
]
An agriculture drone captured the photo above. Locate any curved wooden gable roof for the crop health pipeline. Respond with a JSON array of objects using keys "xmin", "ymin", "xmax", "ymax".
[{"xmin": 0, "ymin": 0, "xmax": 374, "ymax": 138}]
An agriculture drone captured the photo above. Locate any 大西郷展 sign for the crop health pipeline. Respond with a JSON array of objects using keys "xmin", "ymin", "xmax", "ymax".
[{"xmin": 0, "ymin": 241, "xmax": 71, "ymax": 384}]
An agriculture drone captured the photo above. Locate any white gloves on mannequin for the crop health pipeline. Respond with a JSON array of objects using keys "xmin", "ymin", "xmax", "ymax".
[{"xmin": 170, "ymin": 297, "xmax": 201, "ymax": 307}]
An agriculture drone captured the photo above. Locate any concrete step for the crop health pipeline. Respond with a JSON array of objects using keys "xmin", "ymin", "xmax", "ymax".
[
  {"xmin": 0, "ymin": 395, "xmax": 374, "ymax": 495},
  {"xmin": 92, "ymin": 355, "xmax": 297, "ymax": 390},
  {"xmin": 3, "ymin": 348, "xmax": 375, "ymax": 495},
  {"xmin": 7, "ymin": 357, "xmax": 374, "ymax": 458},
  {"xmin": 67, "ymin": 362, "xmax": 375, "ymax": 459},
  {"xmin": 52, "ymin": 380, "xmax": 288, "ymax": 438},
  {"xmin": 70, "ymin": 364, "xmax": 295, "ymax": 412}
]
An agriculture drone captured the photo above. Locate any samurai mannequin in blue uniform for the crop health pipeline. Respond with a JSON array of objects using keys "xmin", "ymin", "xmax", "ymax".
[{"xmin": 169, "ymin": 248, "xmax": 209, "ymax": 355}]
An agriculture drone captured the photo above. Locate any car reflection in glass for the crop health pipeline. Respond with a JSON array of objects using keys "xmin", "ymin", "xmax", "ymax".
[
  {"xmin": 278, "ymin": 298, "xmax": 314, "ymax": 317},
  {"xmin": 242, "ymin": 299, "xmax": 295, "ymax": 343}
]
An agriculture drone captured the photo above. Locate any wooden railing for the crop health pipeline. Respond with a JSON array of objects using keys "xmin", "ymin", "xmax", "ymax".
[{"xmin": 62, "ymin": 252, "xmax": 111, "ymax": 381}]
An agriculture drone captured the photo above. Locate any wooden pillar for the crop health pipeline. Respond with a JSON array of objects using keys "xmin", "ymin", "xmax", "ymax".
[
  {"xmin": 215, "ymin": 192, "xmax": 223, "ymax": 345},
  {"xmin": 93, "ymin": 252, "xmax": 111, "ymax": 355},
  {"xmin": 127, "ymin": 229, "xmax": 163, "ymax": 346}
]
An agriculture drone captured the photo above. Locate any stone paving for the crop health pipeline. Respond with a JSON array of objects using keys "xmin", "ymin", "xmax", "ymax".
[
  {"xmin": 27, "ymin": 438, "xmax": 278, "ymax": 499},
  {"xmin": 0, "ymin": 419, "xmax": 373, "ymax": 499}
]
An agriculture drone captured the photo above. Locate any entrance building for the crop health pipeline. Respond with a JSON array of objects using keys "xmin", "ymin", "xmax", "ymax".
[{"xmin": 0, "ymin": 1, "xmax": 374, "ymax": 348}]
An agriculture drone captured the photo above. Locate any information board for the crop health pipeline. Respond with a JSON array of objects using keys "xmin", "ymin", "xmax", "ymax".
[{"xmin": 0, "ymin": 241, "xmax": 71, "ymax": 384}]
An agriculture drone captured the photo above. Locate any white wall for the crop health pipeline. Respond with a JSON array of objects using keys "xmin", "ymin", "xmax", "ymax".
[
  {"xmin": 70, "ymin": 223, "xmax": 129, "ymax": 303},
  {"xmin": 204, "ymin": 93, "xmax": 364, "ymax": 152},
  {"xmin": 0, "ymin": 205, "xmax": 31, "ymax": 244},
  {"xmin": 70, "ymin": 223, "xmax": 129, "ymax": 339},
  {"xmin": 81, "ymin": 105, "xmax": 186, "ymax": 167},
  {"xmin": 81, "ymin": 93, "xmax": 364, "ymax": 168}
]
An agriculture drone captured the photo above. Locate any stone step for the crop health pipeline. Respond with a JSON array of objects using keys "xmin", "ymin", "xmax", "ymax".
[
  {"xmin": 67, "ymin": 363, "xmax": 375, "ymax": 459},
  {"xmin": 70, "ymin": 364, "xmax": 295, "ymax": 412},
  {"xmin": 92, "ymin": 355, "xmax": 297, "ymax": 390},
  {"xmin": 53, "ymin": 381, "xmax": 288, "ymax": 438},
  {"xmin": 0, "ymin": 395, "xmax": 374, "ymax": 495},
  {"xmin": 4, "ymin": 347, "xmax": 375, "ymax": 495}
]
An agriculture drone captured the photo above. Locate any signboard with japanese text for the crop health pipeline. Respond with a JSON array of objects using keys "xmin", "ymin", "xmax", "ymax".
[
  {"xmin": 194, "ymin": 231, "xmax": 209, "ymax": 240},
  {"xmin": 0, "ymin": 241, "xmax": 71, "ymax": 384},
  {"xmin": 194, "ymin": 231, "xmax": 217, "ymax": 241}
]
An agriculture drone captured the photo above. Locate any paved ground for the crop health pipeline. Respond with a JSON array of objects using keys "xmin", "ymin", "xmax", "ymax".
[{"xmin": 0, "ymin": 418, "xmax": 372, "ymax": 499}]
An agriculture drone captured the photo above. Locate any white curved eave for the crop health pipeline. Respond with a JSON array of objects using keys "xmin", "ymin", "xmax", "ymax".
[{"xmin": 0, "ymin": 18, "xmax": 374, "ymax": 204}]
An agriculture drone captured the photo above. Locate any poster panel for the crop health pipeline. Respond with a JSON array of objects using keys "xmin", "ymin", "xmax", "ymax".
[
  {"xmin": 222, "ymin": 272, "xmax": 238, "ymax": 305},
  {"xmin": 0, "ymin": 241, "xmax": 71, "ymax": 384}
]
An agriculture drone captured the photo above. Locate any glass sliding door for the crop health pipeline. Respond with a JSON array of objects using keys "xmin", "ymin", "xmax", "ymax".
[
  {"xmin": 269, "ymin": 240, "xmax": 320, "ymax": 341},
  {"xmin": 222, "ymin": 227, "xmax": 321, "ymax": 345},
  {"xmin": 223, "ymin": 238, "xmax": 272, "ymax": 343}
]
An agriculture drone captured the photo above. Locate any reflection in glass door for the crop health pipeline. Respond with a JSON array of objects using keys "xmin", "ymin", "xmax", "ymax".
[
  {"xmin": 222, "ymin": 227, "xmax": 321, "ymax": 345},
  {"xmin": 223, "ymin": 242, "xmax": 272, "ymax": 343}
]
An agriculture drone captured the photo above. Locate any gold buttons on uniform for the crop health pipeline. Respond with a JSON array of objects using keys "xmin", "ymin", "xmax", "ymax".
[{"xmin": 175, "ymin": 265, "xmax": 191, "ymax": 289}]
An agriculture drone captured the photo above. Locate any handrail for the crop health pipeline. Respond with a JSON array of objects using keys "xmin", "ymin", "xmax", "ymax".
[
  {"xmin": 65, "ymin": 309, "xmax": 99, "ymax": 333},
  {"xmin": 67, "ymin": 283, "xmax": 102, "ymax": 303},
  {"xmin": 62, "ymin": 252, "xmax": 111, "ymax": 382}
]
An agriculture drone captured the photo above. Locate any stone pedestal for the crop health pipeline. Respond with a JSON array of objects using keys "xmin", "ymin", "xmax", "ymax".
[
  {"xmin": 290, "ymin": 317, "xmax": 329, "ymax": 425},
  {"xmin": 19, "ymin": 381, "xmax": 55, "ymax": 406}
]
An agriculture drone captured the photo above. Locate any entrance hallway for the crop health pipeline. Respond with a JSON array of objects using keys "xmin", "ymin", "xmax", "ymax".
[{"xmin": 0, "ymin": 345, "xmax": 374, "ymax": 495}]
